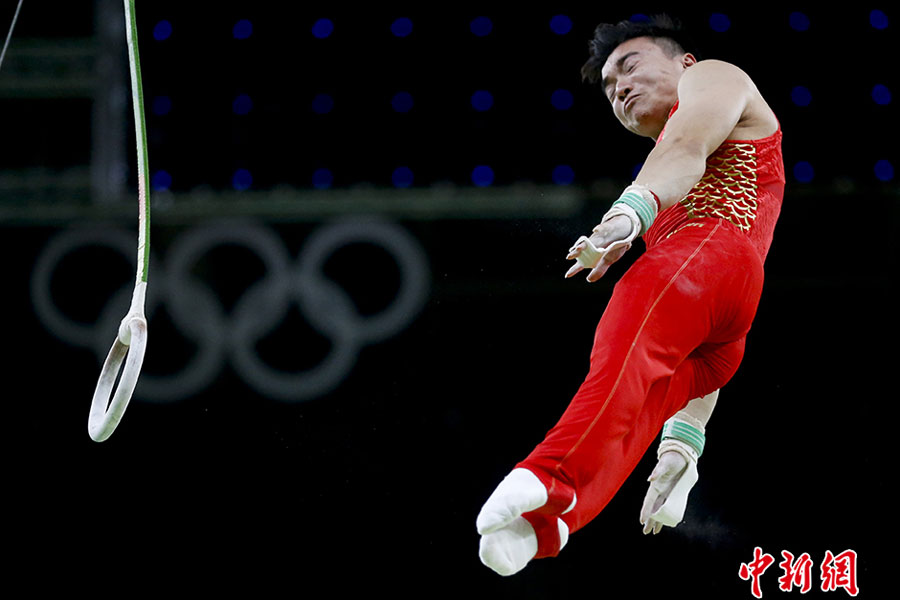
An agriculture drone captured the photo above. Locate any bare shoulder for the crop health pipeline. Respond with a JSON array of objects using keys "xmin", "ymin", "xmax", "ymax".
[
  {"xmin": 680, "ymin": 60, "xmax": 779, "ymax": 140},
  {"xmin": 684, "ymin": 59, "xmax": 752, "ymax": 82}
]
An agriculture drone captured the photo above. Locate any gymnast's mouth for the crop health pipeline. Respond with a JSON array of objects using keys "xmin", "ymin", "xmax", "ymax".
[{"xmin": 624, "ymin": 94, "xmax": 640, "ymax": 113}]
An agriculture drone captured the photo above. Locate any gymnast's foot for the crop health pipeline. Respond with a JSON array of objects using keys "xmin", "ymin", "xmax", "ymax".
[
  {"xmin": 476, "ymin": 468, "xmax": 575, "ymax": 575},
  {"xmin": 478, "ymin": 516, "xmax": 569, "ymax": 576},
  {"xmin": 476, "ymin": 469, "xmax": 549, "ymax": 534}
]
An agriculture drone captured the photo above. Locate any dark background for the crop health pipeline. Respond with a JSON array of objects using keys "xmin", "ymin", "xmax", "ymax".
[{"xmin": 3, "ymin": 3, "xmax": 894, "ymax": 597}]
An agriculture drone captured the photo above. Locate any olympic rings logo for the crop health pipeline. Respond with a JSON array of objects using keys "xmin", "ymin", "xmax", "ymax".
[{"xmin": 31, "ymin": 219, "xmax": 430, "ymax": 402}]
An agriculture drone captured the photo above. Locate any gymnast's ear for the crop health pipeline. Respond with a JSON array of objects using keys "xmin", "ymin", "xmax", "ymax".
[{"xmin": 681, "ymin": 53, "xmax": 698, "ymax": 68}]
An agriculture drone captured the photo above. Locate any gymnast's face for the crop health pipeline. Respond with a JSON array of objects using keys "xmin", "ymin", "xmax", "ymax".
[{"xmin": 600, "ymin": 36, "xmax": 696, "ymax": 139}]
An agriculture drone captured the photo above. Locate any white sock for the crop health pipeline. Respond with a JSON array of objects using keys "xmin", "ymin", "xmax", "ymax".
[
  {"xmin": 479, "ymin": 517, "xmax": 570, "ymax": 576},
  {"xmin": 476, "ymin": 468, "xmax": 548, "ymax": 535}
]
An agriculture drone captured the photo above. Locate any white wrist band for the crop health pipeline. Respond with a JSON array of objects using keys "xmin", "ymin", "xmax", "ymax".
[
  {"xmin": 660, "ymin": 413, "xmax": 706, "ymax": 458},
  {"xmin": 612, "ymin": 183, "xmax": 660, "ymax": 236},
  {"xmin": 568, "ymin": 184, "xmax": 659, "ymax": 270}
]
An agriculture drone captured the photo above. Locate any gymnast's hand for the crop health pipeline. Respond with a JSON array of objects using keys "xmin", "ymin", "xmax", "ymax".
[
  {"xmin": 565, "ymin": 214, "xmax": 635, "ymax": 282},
  {"xmin": 639, "ymin": 450, "xmax": 689, "ymax": 535}
]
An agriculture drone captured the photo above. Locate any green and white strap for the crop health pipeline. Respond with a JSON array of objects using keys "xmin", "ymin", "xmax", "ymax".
[
  {"xmin": 598, "ymin": 183, "xmax": 660, "ymax": 238},
  {"xmin": 88, "ymin": 0, "xmax": 150, "ymax": 442},
  {"xmin": 570, "ymin": 184, "xmax": 660, "ymax": 271},
  {"xmin": 660, "ymin": 413, "xmax": 706, "ymax": 460}
]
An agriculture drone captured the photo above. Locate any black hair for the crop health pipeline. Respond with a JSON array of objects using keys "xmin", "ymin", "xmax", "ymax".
[{"xmin": 581, "ymin": 14, "xmax": 700, "ymax": 84}]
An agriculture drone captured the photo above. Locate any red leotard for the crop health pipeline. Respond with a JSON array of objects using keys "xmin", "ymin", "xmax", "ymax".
[
  {"xmin": 646, "ymin": 102, "xmax": 785, "ymax": 261},
  {"xmin": 515, "ymin": 102, "xmax": 785, "ymax": 558}
]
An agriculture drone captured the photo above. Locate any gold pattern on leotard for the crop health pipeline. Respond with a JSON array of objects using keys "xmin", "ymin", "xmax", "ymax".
[{"xmin": 680, "ymin": 142, "xmax": 759, "ymax": 231}]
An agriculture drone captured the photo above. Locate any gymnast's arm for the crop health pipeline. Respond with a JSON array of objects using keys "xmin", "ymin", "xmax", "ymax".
[
  {"xmin": 567, "ymin": 61, "xmax": 756, "ymax": 282},
  {"xmin": 640, "ymin": 389, "xmax": 720, "ymax": 535},
  {"xmin": 633, "ymin": 60, "xmax": 755, "ymax": 210}
]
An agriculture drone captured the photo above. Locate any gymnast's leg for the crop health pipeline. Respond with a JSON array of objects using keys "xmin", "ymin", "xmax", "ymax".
[{"xmin": 477, "ymin": 221, "xmax": 764, "ymax": 574}]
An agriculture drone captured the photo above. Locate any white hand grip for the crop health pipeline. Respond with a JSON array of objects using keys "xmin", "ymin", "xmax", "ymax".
[{"xmin": 569, "ymin": 236, "xmax": 634, "ymax": 270}]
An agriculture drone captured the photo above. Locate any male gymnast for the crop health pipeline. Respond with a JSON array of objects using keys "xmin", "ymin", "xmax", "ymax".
[{"xmin": 476, "ymin": 15, "xmax": 784, "ymax": 575}]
